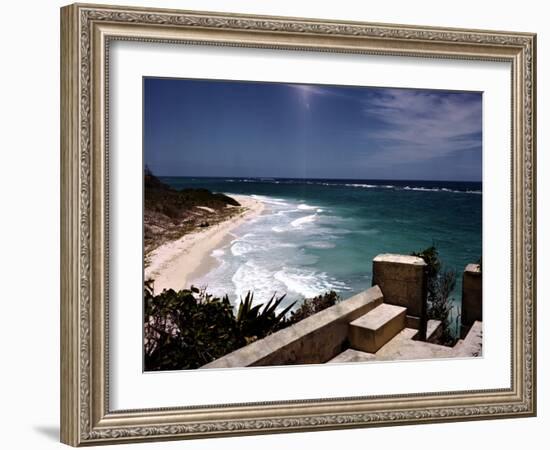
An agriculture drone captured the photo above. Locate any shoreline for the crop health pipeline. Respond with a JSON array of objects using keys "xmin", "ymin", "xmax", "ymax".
[{"xmin": 145, "ymin": 194, "xmax": 265, "ymax": 293}]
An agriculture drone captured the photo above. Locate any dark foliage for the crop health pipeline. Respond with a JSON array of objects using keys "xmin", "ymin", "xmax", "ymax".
[
  {"xmin": 144, "ymin": 283, "xmax": 245, "ymax": 371},
  {"xmin": 412, "ymin": 246, "xmax": 457, "ymax": 345},
  {"xmin": 144, "ymin": 167, "xmax": 241, "ymax": 253},
  {"xmin": 236, "ymin": 292, "xmax": 295, "ymax": 343},
  {"xmin": 144, "ymin": 284, "xmax": 295, "ymax": 371},
  {"xmin": 285, "ymin": 291, "xmax": 341, "ymax": 326},
  {"xmin": 145, "ymin": 169, "xmax": 240, "ymax": 222}
]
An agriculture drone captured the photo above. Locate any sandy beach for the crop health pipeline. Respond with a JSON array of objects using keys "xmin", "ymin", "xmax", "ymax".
[{"xmin": 145, "ymin": 194, "xmax": 265, "ymax": 293}]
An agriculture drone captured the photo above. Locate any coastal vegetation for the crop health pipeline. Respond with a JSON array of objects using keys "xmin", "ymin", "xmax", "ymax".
[
  {"xmin": 144, "ymin": 280, "xmax": 340, "ymax": 371},
  {"xmin": 285, "ymin": 290, "xmax": 341, "ymax": 326},
  {"xmin": 144, "ymin": 167, "xmax": 242, "ymax": 255},
  {"xmin": 412, "ymin": 245, "xmax": 459, "ymax": 345},
  {"xmin": 235, "ymin": 292, "xmax": 295, "ymax": 344}
]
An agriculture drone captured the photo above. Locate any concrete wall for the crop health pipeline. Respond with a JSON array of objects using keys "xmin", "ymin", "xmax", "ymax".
[
  {"xmin": 372, "ymin": 254, "xmax": 427, "ymax": 317},
  {"xmin": 461, "ymin": 263, "xmax": 482, "ymax": 337},
  {"xmin": 202, "ymin": 286, "xmax": 384, "ymax": 369}
]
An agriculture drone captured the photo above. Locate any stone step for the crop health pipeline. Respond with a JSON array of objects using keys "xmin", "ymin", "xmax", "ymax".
[
  {"xmin": 454, "ymin": 321, "xmax": 483, "ymax": 357},
  {"xmin": 375, "ymin": 328, "xmax": 455, "ymax": 361},
  {"xmin": 327, "ymin": 349, "xmax": 376, "ymax": 364},
  {"xmin": 348, "ymin": 303, "xmax": 407, "ymax": 353},
  {"xmin": 426, "ymin": 319, "xmax": 443, "ymax": 343}
]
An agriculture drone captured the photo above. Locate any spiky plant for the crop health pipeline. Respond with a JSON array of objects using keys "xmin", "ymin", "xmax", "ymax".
[{"xmin": 236, "ymin": 292, "xmax": 295, "ymax": 341}]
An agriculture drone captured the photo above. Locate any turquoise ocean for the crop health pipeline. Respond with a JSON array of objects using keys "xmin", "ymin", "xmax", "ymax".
[{"xmin": 160, "ymin": 177, "xmax": 482, "ymax": 321}]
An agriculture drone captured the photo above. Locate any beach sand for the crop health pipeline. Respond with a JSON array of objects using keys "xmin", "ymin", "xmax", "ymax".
[{"xmin": 145, "ymin": 194, "xmax": 265, "ymax": 293}]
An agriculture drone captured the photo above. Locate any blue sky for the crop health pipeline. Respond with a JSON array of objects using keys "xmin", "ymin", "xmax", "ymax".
[{"xmin": 144, "ymin": 78, "xmax": 482, "ymax": 181}]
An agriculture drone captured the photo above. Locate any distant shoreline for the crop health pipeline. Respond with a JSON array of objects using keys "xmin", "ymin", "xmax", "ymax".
[{"xmin": 145, "ymin": 194, "xmax": 265, "ymax": 293}]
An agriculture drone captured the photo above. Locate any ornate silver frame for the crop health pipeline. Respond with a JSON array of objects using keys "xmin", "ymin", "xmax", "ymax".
[{"xmin": 60, "ymin": 3, "xmax": 536, "ymax": 446}]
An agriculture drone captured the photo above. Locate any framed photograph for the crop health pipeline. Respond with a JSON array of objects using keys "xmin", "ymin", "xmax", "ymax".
[{"xmin": 60, "ymin": 3, "xmax": 536, "ymax": 446}]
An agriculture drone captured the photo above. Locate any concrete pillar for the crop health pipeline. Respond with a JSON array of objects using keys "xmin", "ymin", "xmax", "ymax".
[
  {"xmin": 461, "ymin": 263, "xmax": 482, "ymax": 337},
  {"xmin": 372, "ymin": 254, "xmax": 427, "ymax": 318}
]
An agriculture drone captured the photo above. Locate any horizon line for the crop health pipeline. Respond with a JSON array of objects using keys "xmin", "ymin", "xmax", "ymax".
[{"xmin": 149, "ymin": 174, "xmax": 482, "ymax": 183}]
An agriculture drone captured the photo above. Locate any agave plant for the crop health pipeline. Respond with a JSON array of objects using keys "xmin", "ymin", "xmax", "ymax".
[{"xmin": 236, "ymin": 292, "xmax": 295, "ymax": 340}]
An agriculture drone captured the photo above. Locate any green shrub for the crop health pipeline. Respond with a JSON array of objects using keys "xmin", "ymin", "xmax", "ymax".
[
  {"xmin": 285, "ymin": 291, "xmax": 340, "ymax": 326},
  {"xmin": 412, "ymin": 246, "xmax": 457, "ymax": 345},
  {"xmin": 144, "ymin": 284, "xmax": 295, "ymax": 371},
  {"xmin": 144, "ymin": 283, "xmax": 244, "ymax": 371}
]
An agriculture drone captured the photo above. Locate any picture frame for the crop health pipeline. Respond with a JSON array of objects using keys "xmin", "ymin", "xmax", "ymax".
[{"xmin": 60, "ymin": 2, "xmax": 536, "ymax": 446}]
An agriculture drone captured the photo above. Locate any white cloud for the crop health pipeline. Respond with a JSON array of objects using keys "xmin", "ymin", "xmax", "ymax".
[
  {"xmin": 286, "ymin": 84, "xmax": 482, "ymax": 170},
  {"xmin": 361, "ymin": 88, "xmax": 482, "ymax": 166}
]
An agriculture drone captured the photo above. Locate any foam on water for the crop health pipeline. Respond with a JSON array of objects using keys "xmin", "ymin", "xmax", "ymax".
[
  {"xmin": 307, "ymin": 241, "xmax": 336, "ymax": 249},
  {"xmin": 191, "ymin": 192, "xmax": 354, "ymax": 307},
  {"xmin": 249, "ymin": 194, "xmax": 289, "ymax": 206},
  {"xmin": 232, "ymin": 261, "xmax": 284, "ymax": 303},
  {"xmin": 274, "ymin": 267, "xmax": 350, "ymax": 299},
  {"xmin": 403, "ymin": 186, "xmax": 481, "ymax": 194},
  {"xmin": 345, "ymin": 183, "xmax": 378, "ymax": 188},
  {"xmin": 220, "ymin": 177, "xmax": 482, "ymax": 194},
  {"xmin": 275, "ymin": 209, "xmax": 300, "ymax": 216},
  {"xmin": 291, "ymin": 214, "xmax": 317, "ymax": 228},
  {"xmin": 297, "ymin": 204, "xmax": 318, "ymax": 210},
  {"xmin": 230, "ymin": 241, "xmax": 257, "ymax": 257}
]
